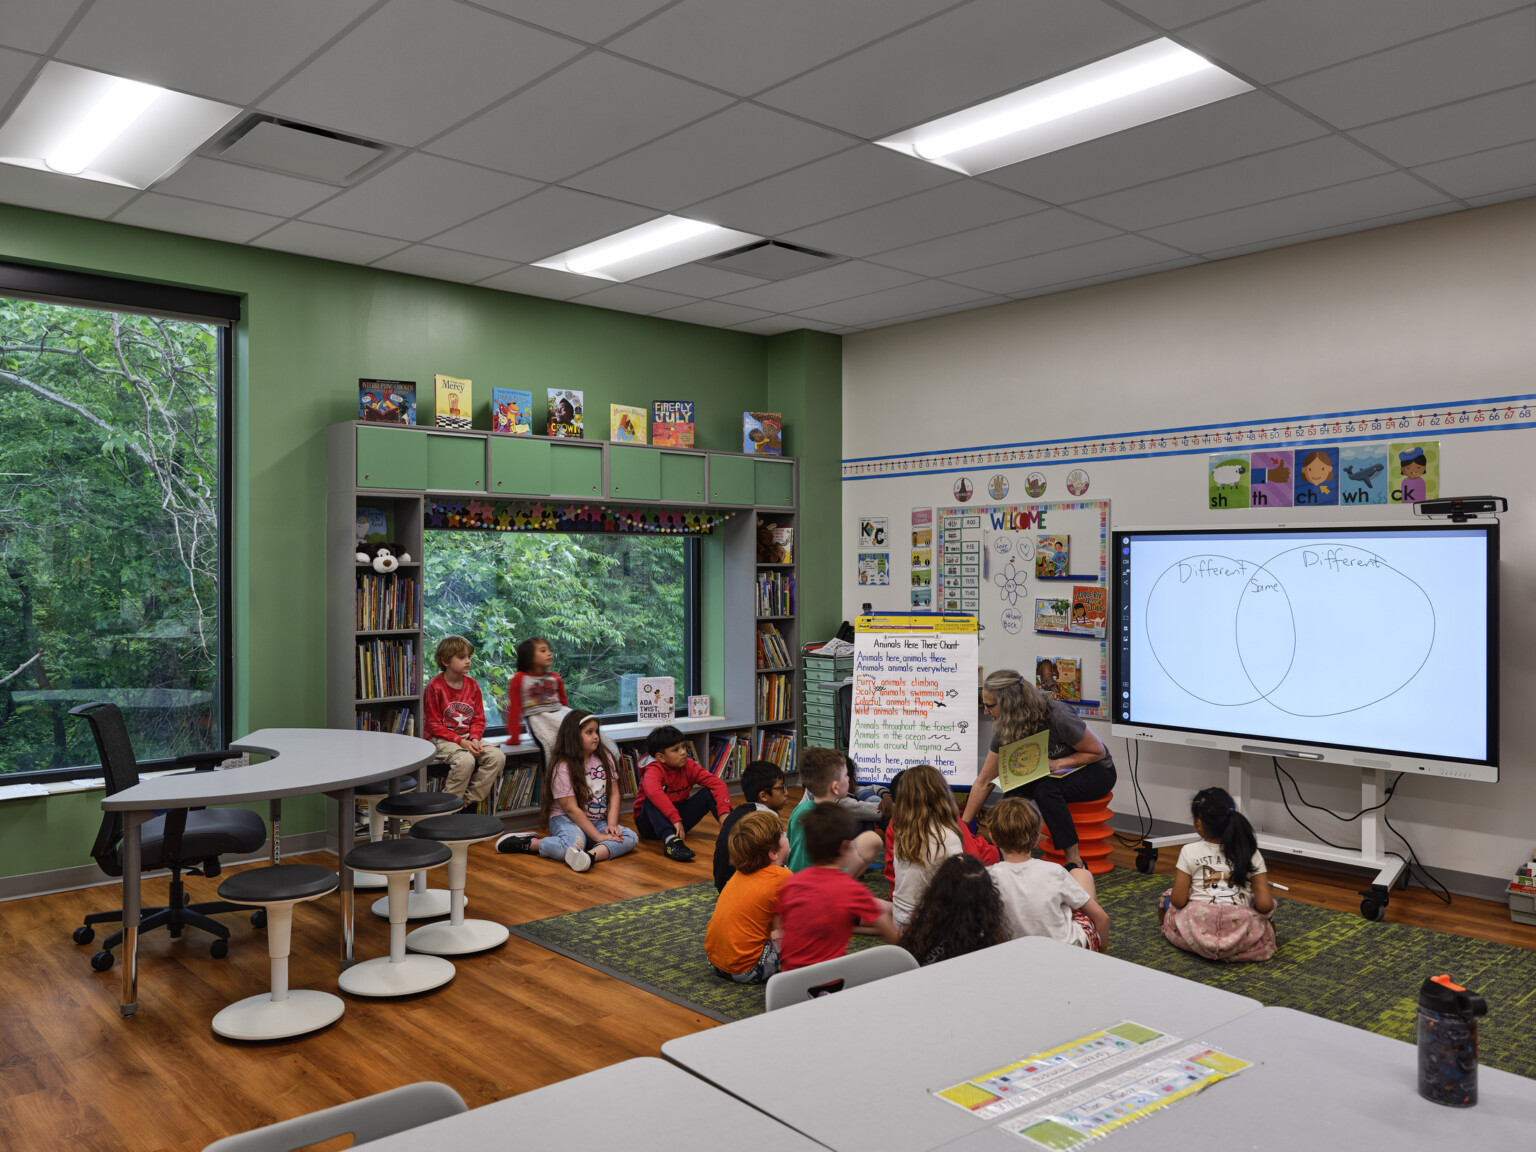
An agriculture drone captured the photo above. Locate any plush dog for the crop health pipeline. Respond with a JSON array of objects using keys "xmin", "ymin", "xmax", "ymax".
[{"xmin": 355, "ymin": 542, "xmax": 411, "ymax": 573}]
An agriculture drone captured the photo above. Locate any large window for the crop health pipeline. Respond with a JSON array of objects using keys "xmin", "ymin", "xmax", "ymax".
[
  {"xmin": 423, "ymin": 531, "xmax": 697, "ymax": 726},
  {"xmin": 0, "ymin": 285, "xmax": 230, "ymax": 778}
]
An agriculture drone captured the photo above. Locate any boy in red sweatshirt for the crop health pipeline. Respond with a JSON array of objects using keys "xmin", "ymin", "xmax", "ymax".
[
  {"xmin": 424, "ymin": 635, "xmax": 505, "ymax": 804},
  {"xmin": 633, "ymin": 725, "xmax": 732, "ymax": 862}
]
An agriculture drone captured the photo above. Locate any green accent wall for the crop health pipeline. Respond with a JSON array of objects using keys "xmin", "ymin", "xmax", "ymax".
[{"xmin": 0, "ymin": 203, "xmax": 840, "ymax": 881}]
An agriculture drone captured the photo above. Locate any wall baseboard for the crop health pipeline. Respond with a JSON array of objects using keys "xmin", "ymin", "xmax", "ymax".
[{"xmin": 0, "ymin": 832, "xmax": 332, "ymax": 904}]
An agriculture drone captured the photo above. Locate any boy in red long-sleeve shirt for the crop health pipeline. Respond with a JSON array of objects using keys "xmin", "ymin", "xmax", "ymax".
[
  {"xmin": 424, "ymin": 635, "xmax": 505, "ymax": 805},
  {"xmin": 633, "ymin": 725, "xmax": 731, "ymax": 862}
]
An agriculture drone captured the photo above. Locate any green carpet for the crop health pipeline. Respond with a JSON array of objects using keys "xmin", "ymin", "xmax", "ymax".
[{"xmin": 508, "ymin": 868, "xmax": 1536, "ymax": 1079}]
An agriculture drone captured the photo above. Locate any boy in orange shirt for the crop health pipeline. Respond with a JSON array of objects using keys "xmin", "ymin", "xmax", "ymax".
[{"xmin": 705, "ymin": 811, "xmax": 791, "ymax": 984}]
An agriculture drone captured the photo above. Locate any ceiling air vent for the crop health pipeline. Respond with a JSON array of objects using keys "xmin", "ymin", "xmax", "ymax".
[
  {"xmin": 212, "ymin": 117, "xmax": 388, "ymax": 184},
  {"xmin": 702, "ymin": 241, "xmax": 842, "ymax": 280}
]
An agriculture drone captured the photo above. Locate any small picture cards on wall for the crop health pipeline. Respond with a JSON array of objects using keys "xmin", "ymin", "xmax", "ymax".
[
  {"xmin": 653, "ymin": 401, "xmax": 694, "ymax": 448},
  {"xmin": 911, "ymin": 508, "xmax": 933, "ymax": 610},
  {"xmin": 611, "ymin": 404, "xmax": 647, "ymax": 443},
  {"xmin": 688, "ymin": 694, "xmax": 711, "ymax": 718},
  {"xmin": 637, "ymin": 676, "xmax": 675, "ymax": 722},
  {"xmin": 359, "ymin": 379, "xmax": 415, "ymax": 424},
  {"xmin": 859, "ymin": 553, "xmax": 890, "ymax": 585},
  {"xmin": 1210, "ymin": 442, "xmax": 1438, "ymax": 509},
  {"xmin": 491, "ymin": 388, "xmax": 532, "ymax": 435},
  {"xmin": 744, "ymin": 411, "xmax": 783, "ymax": 455},
  {"xmin": 547, "ymin": 389, "xmax": 584, "ymax": 438},
  {"xmin": 434, "ymin": 374, "xmax": 472, "ymax": 429}
]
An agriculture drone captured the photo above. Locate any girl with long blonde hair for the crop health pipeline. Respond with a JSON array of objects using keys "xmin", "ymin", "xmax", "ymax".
[{"xmin": 890, "ymin": 764, "xmax": 965, "ymax": 927}]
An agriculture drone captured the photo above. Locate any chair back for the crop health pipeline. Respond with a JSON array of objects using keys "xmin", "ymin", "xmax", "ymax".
[
  {"xmin": 763, "ymin": 945, "xmax": 919, "ymax": 1012},
  {"xmin": 69, "ymin": 703, "xmax": 142, "ymax": 875},
  {"xmin": 201, "ymin": 1082, "xmax": 468, "ymax": 1152}
]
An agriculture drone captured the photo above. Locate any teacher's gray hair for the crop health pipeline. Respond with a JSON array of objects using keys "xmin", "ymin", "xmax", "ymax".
[{"xmin": 982, "ymin": 668, "xmax": 1051, "ymax": 744}]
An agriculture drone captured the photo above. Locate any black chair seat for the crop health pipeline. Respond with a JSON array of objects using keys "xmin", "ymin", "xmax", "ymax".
[
  {"xmin": 345, "ymin": 838, "xmax": 452, "ymax": 874},
  {"xmin": 375, "ymin": 792, "xmax": 463, "ymax": 818},
  {"xmin": 410, "ymin": 814, "xmax": 504, "ymax": 843},
  {"xmin": 143, "ymin": 807, "xmax": 267, "ymax": 870},
  {"xmin": 355, "ymin": 775, "xmax": 420, "ymax": 797},
  {"xmin": 219, "ymin": 864, "xmax": 338, "ymax": 905}
]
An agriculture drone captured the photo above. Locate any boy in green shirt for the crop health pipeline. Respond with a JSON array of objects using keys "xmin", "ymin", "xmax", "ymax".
[{"xmin": 785, "ymin": 747, "xmax": 884, "ymax": 873}]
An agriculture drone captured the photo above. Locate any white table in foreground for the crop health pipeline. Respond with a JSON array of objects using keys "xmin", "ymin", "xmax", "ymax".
[
  {"xmin": 932, "ymin": 1006, "xmax": 1536, "ymax": 1151},
  {"xmin": 661, "ymin": 937, "xmax": 1263, "ymax": 1152},
  {"xmin": 361, "ymin": 1058, "xmax": 826, "ymax": 1152}
]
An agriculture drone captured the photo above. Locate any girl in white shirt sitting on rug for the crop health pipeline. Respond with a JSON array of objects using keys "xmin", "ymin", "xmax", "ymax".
[{"xmin": 1159, "ymin": 786, "xmax": 1277, "ymax": 963}]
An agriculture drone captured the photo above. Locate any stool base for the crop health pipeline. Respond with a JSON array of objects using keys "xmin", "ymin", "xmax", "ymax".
[
  {"xmin": 406, "ymin": 918, "xmax": 509, "ymax": 956},
  {"xmin": 371, "ymin": 889, "xmax": 457, "ymax": 920},
  {"xmin": 352, "ymin": 870, "xmax": 388, "ymax": 890},
  {"xmin": 338, "ymin": 954, "xmax": 455, "ymax": 997},
  {"xmin": 211, "ymin": 989, "xmax": 345, "ymax": 1041}
]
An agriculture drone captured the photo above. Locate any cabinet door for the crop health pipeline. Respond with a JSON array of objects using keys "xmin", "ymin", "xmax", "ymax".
[
  {"xmin": 608, "ymin": 446, "xmax": 661, "ymax": 501},
  {"xmin": 357, "ymin": 426, "xmax": 428, "ymax": 490},
  {"xmin": 550, "ymin": 442, "xmax": 602, "ymax": 497},
  {"xmin": 660, "ymin": 453, "xmax": 706, "ymax": 503},
  {"xmin": 489, "ymin": 436, "xmax": 551, "ymax": 496},
  {"xmin": 755, "ymin": 459, "xmax": 794, "ymax": 507},
  {"xmin": 709, "ymin": 453, "xmax": 755, "ymax": 504},
  {"xmin": 426, "ymin": 434, "xmax": 485, "ymax": 491}
]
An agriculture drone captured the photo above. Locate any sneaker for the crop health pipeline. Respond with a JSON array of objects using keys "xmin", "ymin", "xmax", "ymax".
[
  {"xmin": 565, "ymin": 845, "xmax": 592, "ymax": 872},
  {"xmin": 495, "ymin": 833, "xmax": 536, "ymax": 855},
  {"xmin": 664, "ymin": 836, "xmax": 696, "ymax": 862}
]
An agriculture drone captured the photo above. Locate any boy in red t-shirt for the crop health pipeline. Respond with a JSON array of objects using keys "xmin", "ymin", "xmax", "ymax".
[
  {"xmin": 778, "ymin": 806, "xmax": 900, "ymax": 971},
  {"xmin": 424, "ymin": 635, "xmax": 505, "ymax": 804},
  {"xmin": 633, "ymin": 725, "xmax": 732, "ymax": 862}
]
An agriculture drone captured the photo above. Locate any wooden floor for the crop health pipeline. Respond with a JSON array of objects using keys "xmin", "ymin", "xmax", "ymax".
[{"xmin": 2, "ymin": 809, "xmax": 1532, "ymax": 1152}]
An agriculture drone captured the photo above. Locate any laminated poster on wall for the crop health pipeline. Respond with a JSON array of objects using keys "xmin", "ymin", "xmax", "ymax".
[
  {"xmin": 911, "ymin": 508, "xmax": 934, "ymax": 610},
  {"xmin": 858, "ymin": 553, "xmax": 889, "ymax": 586},
  {"xmin": 636, "ymin": 676, "xmax": 675, "ymax": 722},
  {"xmin": 859, "ymin": 517, "xmax": 889, "ymax": 549}
]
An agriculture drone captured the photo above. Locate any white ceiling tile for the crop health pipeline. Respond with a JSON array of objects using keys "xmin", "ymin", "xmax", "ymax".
[
  {"xmin": 607, "ymin": 0, "xmax": 961, "ymax": 96},
  {"xmin": 684, "ymin": 145, "xmax": 959, "ymax": 236},
  {"xmin": 1068, "ymin": 136, "xmax": 1391, "ymax": 231},
  {"xmin": 1199, "ymin": 203, "xmax": 1461, "ymax": 260},
  {"xmin": 872, "ymin": 209, "xmax": 1119, "ymax": 276},
  {"xmin": 0, "ymin": 47, "xmax": 38, "ymax": 109},
  {"xmin": 0, "ymin": 1, "xmax": 86, "ymax": 54},
  {"xmin": 0, "ymin": 163, "xmax": 137, "ymax": 218},
  {"xmin": 864, "ymin": 293, "xmax": 1013, "ymax": 329},
  {"xmin": 1466, "ymin": 184, "xmax": 1536, "ymax": 208},
  {"xmin": 478, "ymin": 265, "xmax": 597, "ymax": 300},
  {"xmin": 791, "ymin": 279, "xmax": 995, "ymax": 327},
  {"xmin": 628, "ymin": 263, "xmax": 766, "ymax": 296},
  {"xmin": 431, "ymin": 185, "xmax": 653, "ymax": 262},
  {"xmin": 650, "ymin": 299, "xmax": 776, "ymax": 327},
  {"xmin": 471, "ymin": 0, "xmax": 674, "ymax": 42},
  {"xmin": 302, "ymin": 154, "xmax": 539, "ymax": 241},
  {"xmin": 1179, "ymin": 0, "xmax": 1525, "ymax": 85},
  {"xmin": 1413, "ymin": 139, "xmax": 1536, "ymax": 201},
  {"xmin": 569, "ymin": 283, "xmax": 698, "ymax": 315},
  {"xmin": 150, "ymin": 156, "xmax": 338, "ymax": 216},
  {"xmin": 427, "ymin": 53, "xmax": 732, "ymax": 183},
  {"xmin": 728, "ymin": 316, "xmax": 843, "ymax": 334},
  {"xmin": 1009, "ymin": 256, "xmax": 1203, "ymax": 299},
  {"xmin": 782, "ymin": 181, "xmax": 1045, "ymax": 258},
  {"xmin": 943, "ymin": 233, "xmax": 1188, "ymax": 294},
  {"xmin": 112, "ymin": 192, "xmax": 283, "ymax": 243},
  {"xmin": 1349, "ymin": 83, "xmax": 1536, "ymax": 168},
  {"xmin": 717, "ymin": 260, "xmax": 921, "ymax": 312},
  {"xmin": 564, "ymin": 103, "xmax": 851, "ymax": 211},
  {"xmin": 260, "ymin": 0, "xmax": 582, "ymax": 146},
  {"xmin": 371, "ymin": 244, "xmax": 516, "ymax": 284},
  {"xmin": 1140, "ymin": 172, "xmax": 1451, "ymax": 253},
  {"xmin": 757, "ymin": 0, "xmax": 1149, "ymax": 139},
  {"xmin": 251, "ymin": 220, "xmax": 409, "ymax": 265},
  {"xmin": 57, "ymin": 0, "xmax": 376, "ymax": 105},
  {"xmin": 1274, "ymin": 11, "xmax": 1536, "ymax": 130},
  {"xmin": 1111, "ymin": 0, "xmax": 1251, "ymax": 30},
  {"xmin": 982, "ymin": 91, "xmax": 1327, "ymax": 204}
]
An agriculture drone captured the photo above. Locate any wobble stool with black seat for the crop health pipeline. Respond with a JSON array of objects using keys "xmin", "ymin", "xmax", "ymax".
[
  {"xmin": 339, "ymin": 839, "xmax": 456, "ymax": 997},
  {"xmin": 371, "ymin": 790, "xmax": 463, "ymax": 919},
  {"xmin": 405, "ymin": 813, "xmax": 510, "ymax": 955},
  {"xmin": 210, "ymin": 864, "xmax": 344, "ymax": 1041},
  {"xmin": 352, "ymin": 775, "xmax": 419, "ymax": 891}
]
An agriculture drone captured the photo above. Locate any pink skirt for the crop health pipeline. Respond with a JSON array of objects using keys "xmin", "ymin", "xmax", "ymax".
[{"xmin": 1159, "ymin": 888, "xmax": 1276, "ymax": 963}]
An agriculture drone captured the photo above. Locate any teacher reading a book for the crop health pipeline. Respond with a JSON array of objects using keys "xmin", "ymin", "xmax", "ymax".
[{"xmin": 961, "ymin": 669, "xmax": 1116, "ymax": 870}]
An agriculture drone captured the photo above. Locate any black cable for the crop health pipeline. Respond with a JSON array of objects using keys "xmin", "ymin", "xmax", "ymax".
[
  {"xmin": 1272, "ymin": 759, "xmax": 1397, "ymax": 822},
  {"xmin": 1384, "ymin": 812, "xmax": 1453, "ymax": 904},
  {"xmin": 1271, "ymin": 760, "xmax": 1357, "ymax": 851},
  {"xmin": 1113, "ymin": 738, "xmax": 1154, "ymax": 847}
]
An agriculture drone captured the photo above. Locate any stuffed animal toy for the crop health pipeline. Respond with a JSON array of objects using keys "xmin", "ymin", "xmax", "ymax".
[
  {"xmin": 355, "ymin": 542, "xmax": 411, "ymax": 573},
  {"xmin": 757, "ymin": 522, "xmax": 786, "ymax": 564}
]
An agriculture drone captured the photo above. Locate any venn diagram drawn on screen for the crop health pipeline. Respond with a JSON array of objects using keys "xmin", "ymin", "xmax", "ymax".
[{"xmin": 1144, "ymin": 544, "xmax": 1435, "ymax": 717}]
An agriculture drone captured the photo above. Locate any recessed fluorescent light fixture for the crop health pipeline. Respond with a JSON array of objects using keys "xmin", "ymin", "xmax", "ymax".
[
  {"xmin": 876, "ymin": 39, "xmax": 1252, "ymax": 175},
  {"xmin": 0, "ymin": 62, "xmax": 241, "ymax": 188},
  {"xmin": 534, "ymin": 215, "xmax": 761, "ymax": 282}
]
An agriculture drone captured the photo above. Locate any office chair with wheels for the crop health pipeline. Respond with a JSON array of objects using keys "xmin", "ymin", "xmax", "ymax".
[{"xmin": 68, "ymin": 702, "xmax": 268, "ymax": 971}]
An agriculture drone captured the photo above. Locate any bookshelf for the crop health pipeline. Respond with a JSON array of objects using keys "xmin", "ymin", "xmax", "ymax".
[{"xmin": 327, "ymin": 421, "xmax": 801, "ymax": 827}]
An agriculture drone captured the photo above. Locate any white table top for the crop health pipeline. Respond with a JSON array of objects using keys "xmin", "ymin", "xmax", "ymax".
[
  {"xmin": 362, "ymin": 1058, "xmax": 826, "ymax": 1152},
  {"xmin": 661, "ymin": 937, "xmax": 1263, "ymax": 1152},
  {"xmin": 102, "ymin": 728, "xmax": 435, "ymax": 811},
  {"xmin": 932, "ymin": 1006, "xmax": 1536, "ymax": 1151}
]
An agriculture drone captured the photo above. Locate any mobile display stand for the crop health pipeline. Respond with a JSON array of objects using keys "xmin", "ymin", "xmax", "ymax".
[{"xmin": 1135, "ymin": 751, "xmax": 1406, "ymax": 920}]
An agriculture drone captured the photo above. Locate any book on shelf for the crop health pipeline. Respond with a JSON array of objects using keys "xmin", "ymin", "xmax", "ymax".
[
  {"xmin": 354, "ymin": 706, "xmax": 416, "ymax": 735},
  {"xmin": 354, "ymin": 636, "xmax": 418, "ymax": 699},
  {"xmin": 757, "ymin": 729, "xmax": 796, "ymax": 771},
  {"xmin": 709, "ymin": 732, "xmax": 752, "ymax": 782},
  {"xmin": 757, "ymin": 672, "xmax": 792, "ymax": 722},
  {"xmin": 652, "ymin": 401, "xmax": 694, "ymax": 448},
  {"xmin": 756, "ymin": 571, "xmax": 796, "ymax": 617},
  {"xmin": 547, "ymin": 388, "xmax": 584, "ymax": 438},
  {"xmin": 757, "ymin": 623, "xmax": 792, "ymax": 669},
  {"xmin": 771, "ymin": 526, "xmax": 793, "ymax": 564},
  {"xmin": 492, "ymin": 387, "xmax": 532, "ymax": 435},
  {"xmin": 355, "ymin": 571, "xmax": 420, "ymax": 631},
  {"xmin": 610, "ymin": 404, "xmax": 647, "ymax": 443},
  {"xmin": 1069, "ymin": 584, "xmax": 1106, "ymax": 637},
  {"xmin": 743, "ymin": 411, "xmax": 783, "ymax": 455},
  {"xmin": 1035, "ymin": 534, "xmax": 1069, "ymax": 578},
  {"xmin": 355, "ymin": 505, "xmax": 388, "ymax": 544},
  {"xmin": 1037, "ymin": 657, "xmax": 1081, "ymax": 703},
  {"xmin": 434, "ymin": 374, "xmax": 472, "ymax": 429},
  {"xmin": 359, "ymin": 379, "xmax": 416, "ymax": 424}
]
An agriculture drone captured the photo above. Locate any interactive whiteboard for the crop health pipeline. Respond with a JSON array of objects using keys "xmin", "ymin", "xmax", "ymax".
[{"xmin": 1110, "ymin": 523, "xmax": 1498, "ymax": 780}]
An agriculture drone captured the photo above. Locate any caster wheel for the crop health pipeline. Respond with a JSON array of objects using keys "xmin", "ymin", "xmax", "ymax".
[
  {"xmin": 73, "ymin": 925, "xmax": 95, "ymax": 946},
  {"xmin": 251, "ymin": 909, "xmax": 267, "ymax": 929},
  {"xmin": 90, "ymin": 950, "xmax": 115, "ymax": 972},
  {"xmin": 210, "ymin": 939, "xmax": 228, "ymax": 959},
  {"xmin": 1360, "ymin": 898, "xmax": 1385, "ymax": 921},
  {"xmin": 1134, "ymin": 847, "xmax": 1157, "ymax": 874}
]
